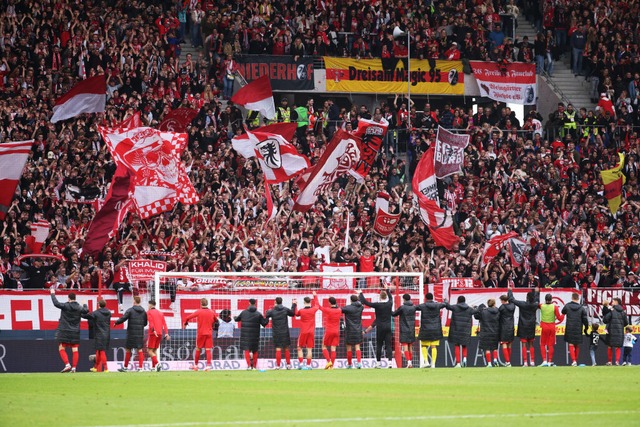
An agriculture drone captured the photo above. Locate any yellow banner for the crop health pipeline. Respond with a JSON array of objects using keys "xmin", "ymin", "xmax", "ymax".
[{"xmin": 324, "ymin": 57, "xmax": 464, "ymax": 95}]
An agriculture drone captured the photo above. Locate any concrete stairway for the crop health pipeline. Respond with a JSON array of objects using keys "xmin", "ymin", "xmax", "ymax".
[{"xmin": 515, "ymin": 15, "xmax": 596, "ymax": 111}]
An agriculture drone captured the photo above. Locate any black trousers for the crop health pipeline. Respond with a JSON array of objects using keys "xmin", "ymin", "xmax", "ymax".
[{"xmin": 376, "ymin": 327, "xmax": 393, "ymax": 361}]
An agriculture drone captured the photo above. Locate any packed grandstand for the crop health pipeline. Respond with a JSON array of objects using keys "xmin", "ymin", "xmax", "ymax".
[{"xmin": 0, "ymin": 0, "xmax": 639, "ymax": 297}]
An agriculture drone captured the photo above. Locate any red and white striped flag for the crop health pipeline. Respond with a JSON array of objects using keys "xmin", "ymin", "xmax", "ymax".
[
  {"xmin": 26, "ymin": 219, "xmax": 50, "ymax": 254},
  {"xmin": 0, "ymin": 140, "xmax": 34, "ymax": 220},
  {"xmin": 50, "ymin": 75, "xmax": 106, "ymax": 123},
  {"xmin": 230, "ymin": 74, "xmax": 276, "ymax": 120}
]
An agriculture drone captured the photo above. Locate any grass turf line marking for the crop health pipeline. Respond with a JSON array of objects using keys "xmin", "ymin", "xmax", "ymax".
[{"xmin": 85, "ymin": 410, "xmax": 640, "ymax": 427}]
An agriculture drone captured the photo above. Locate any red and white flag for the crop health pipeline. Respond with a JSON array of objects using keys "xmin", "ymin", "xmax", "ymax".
[
  {"xmin": 508, "ymin": 235, "xmax": 527, "ymax": 267},
  {"xmin": 434, "ymin": 126, "xmax": 469, "ymax": 179},
  {"xmin": 293, "ymin": 129, "xmax": 360, "ymax": 212},
  {"xmin": 50, "ymin": 75, "xmax": 106, "ymax": 123},
  {"xmin": 412, "ymin": 147, "xmax": 459, "ymax": 250},
  {"xmin": 481, "ymin": 232, "xmax": 518, "ymax": 265},
  {"xmin": 25, "ymin": 220, "xmax": 50, "ymax": 254},
  {"xmin": 99, "ymin": 126, "xmax": 199, "ymax": 219},
  {"xmin": 0, "ymin": 140, "xmax": 33, "ymax": 220},
  {"xmin": 230, "ymin": 74, "xmax": 276, "ymax": 120},
  {"xmin": 373, "ymin": 191, "xmax": 401, "ymax": 237},
  {"xmin": 232, "ymin": 122, "xmax": 310, "ymax": 183}
]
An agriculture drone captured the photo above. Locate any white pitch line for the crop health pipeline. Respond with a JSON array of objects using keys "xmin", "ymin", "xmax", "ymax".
[{"xmin": 84, "ymin": 410, "xmax": 640, "ymax": 427}]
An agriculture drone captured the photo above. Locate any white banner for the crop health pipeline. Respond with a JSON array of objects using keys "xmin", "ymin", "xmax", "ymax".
[{"xmin": 470, "ymin": 61, "xmax": 537, "ymax": 105}]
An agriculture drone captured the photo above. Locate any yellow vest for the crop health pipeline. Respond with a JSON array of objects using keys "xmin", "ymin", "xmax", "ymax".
[{"xmin": 278, "ymin": 107, "xmax": 291, "ymax": 123}]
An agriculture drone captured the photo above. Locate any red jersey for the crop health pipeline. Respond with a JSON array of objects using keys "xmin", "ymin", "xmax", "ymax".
[
  {"xmin": 184, "ymin": 308, "xmax": 218, "ymax": 337},
  {"xmin": 320, "ymin": 305, "xmax": 342, "ymax": 335},
  {"xmin": 296, "ymin": 299, "xmax": 319, "ymax": 334},
  {"xmin": 359, "ymin": 255, "xmax": 374, "ymax": 272},
  {"xmin": 147, "ymin": 308, "xmax": 168, "ymax": 337}
]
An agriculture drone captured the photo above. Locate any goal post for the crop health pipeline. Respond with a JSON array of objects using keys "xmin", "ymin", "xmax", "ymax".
[{"xmin": 151, "ymin": 271, "xmax": 424, "ymax": 370}]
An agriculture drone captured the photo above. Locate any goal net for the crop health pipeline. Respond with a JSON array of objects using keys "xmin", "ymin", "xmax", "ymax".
[{"xmin": 149, "ymin": 271, "xmax": 424, "ymax": 370}]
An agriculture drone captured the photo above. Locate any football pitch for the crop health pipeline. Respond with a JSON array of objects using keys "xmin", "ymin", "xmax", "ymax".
[{"xmin": 2, "ymin": 368, "xmax": 639, "ymax": 427}]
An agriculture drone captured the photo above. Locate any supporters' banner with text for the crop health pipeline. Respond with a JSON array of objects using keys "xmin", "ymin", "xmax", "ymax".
[
  {"xmin": 470, "ymin": 61, "xmax": 537, "ymax": 105},
  {"xmin": 434, "ymin": 126, "xmax": 469, "ymax": 178},
  {"xmin": 235, "ymin": 55, "xmax": 314, "ymax": 91},
  {"xmin": 324, "ymin": 57, "xmax": 463, "ymax": 94},
  {"xmin": 584, "ymin": 288, "xmax": 640, "ymax": 319},
  {"xmin": 127, "ymin": 260, "xmax": 167, "ymax": 281}
]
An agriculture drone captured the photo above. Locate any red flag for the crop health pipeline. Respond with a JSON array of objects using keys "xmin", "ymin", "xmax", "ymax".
[
  {"xmin": 293, "ymin": 129, "xmax": 360, "ymax": 212},
  {"xmin": 412, "ymin": 148, "xmax": 459, "ymax": 250},
  {"xmin": 50, "ymin": 75, "xmax": 106, "ymax": 123},
  {"xmin": 231, "ymin": 122, "xmax": 310, "ymax": 183},
  {"xmin": 230, "ymin": 74, "xmax": 276, "ymax": 120},
  {"xmin": 373, "ymin": 192, "xmax": 400, "ymax": 237},
  {"xmin": 350, "ymin": 117, "xmax": 389, "ymax": 181},
  {"xmin": 0, "ymin": 140, "xmax": 33, "ymax": 220},
  {"xmin": 158, "ymin": 108, "xmax": 198, "ymax": 132},
  {"xmin": 83, "ymin": 166, "xmax": 133, "ymax": 257},
  {"xmin": 481, "ymin": 231, "xmax": 519, "ymax": 265}
]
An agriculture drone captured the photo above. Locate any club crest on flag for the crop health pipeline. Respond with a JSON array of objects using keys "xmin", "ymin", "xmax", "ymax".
[{"xmin": 256, "ymin": 138, "xmax": 282, "ymax": 169}]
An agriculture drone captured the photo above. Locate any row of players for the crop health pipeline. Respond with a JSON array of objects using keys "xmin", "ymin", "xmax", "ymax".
[{"xmin": 49, "ymin": 286, "xmax": 633, "ymax": 372}]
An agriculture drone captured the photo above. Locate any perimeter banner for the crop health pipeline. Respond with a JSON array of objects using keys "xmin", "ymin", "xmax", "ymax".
[
  {"xmin": 324, "ymin": 57, "xmax": 464, "ymax": 94},
  {"xmin": 235, "ymin": 55, "xmax": 314, "ymax": 91},
  {"xmin": 470, "ymin": 61, "xmax": 537, "ymax": 105}
]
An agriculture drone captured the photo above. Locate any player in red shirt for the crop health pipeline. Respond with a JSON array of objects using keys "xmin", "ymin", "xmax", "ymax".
[
  {"xmin": 183, "ymin": 298, "xmax": 218, "ymax": 371},
  {"xmin": 319, "ymin": 295, "xmax": 342, "ymax": 369},
  {"xmin": 146, "ymin": 300, "xmax": 170, "ymax": 371},
  {"xmin": 295, "ymin": 293, "xmax": 319, "ymax": 369}
]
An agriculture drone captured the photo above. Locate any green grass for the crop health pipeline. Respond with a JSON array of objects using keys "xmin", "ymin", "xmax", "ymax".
[{"xmin": 2, "ymin": 367, "xmax": 639, "ymax": 427}]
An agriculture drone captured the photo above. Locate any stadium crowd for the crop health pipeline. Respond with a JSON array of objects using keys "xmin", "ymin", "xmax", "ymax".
[{"xmin": 1, "ymin": 0, "xmax": 640, "ymax": 294}]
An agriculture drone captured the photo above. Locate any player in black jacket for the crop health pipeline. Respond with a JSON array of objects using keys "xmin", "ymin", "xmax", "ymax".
[
  {"xmin": 51, "ymin": 288, "xmax": 88, "ymax": 372},
  {"xmin": 416, "ymin": 293, "xmax": 447, "ymax": 368},
  {"xmin": 360, "ymin": 286, "xmax": 393, "ymax": 368},
  {"xmin": 498, "ymin": 294, "xmax": 516, "ymax": 366},
  {"xmin": 473, "ymin": 299, "xmax": 501, "ymax": 367},
  {"xmin": 341, "ymin": 295, "xmax": 365, "ymax": 369},
  {"xmin": 83, "ymin": 299, "xmax": 112, "ymax": 372},
  {"xmin": 114, "ymin": 296, "xmax": 147, "ymax": 371},
  {"xmin": 445, "ymin": 296, "xmax": 474, "ymax": 367},
  {"xmin": 265, "ymin": 297, "xmax": 297, "ymax": 369},
  {"xmin": 393, "ymin": 294, "xmax": 417, "ymax": 368},
  {"xmin": 235, "ymin": 299, "xmax": 269, "ymax": 370}
]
